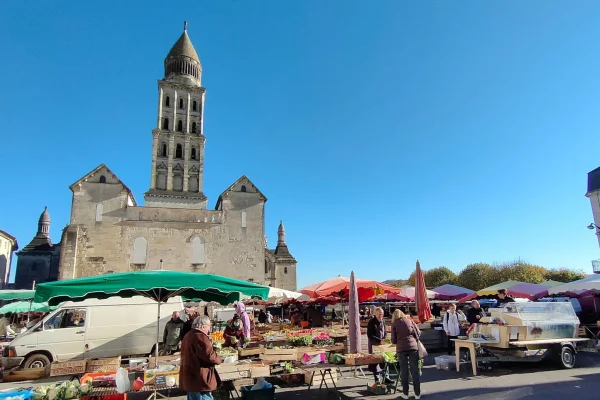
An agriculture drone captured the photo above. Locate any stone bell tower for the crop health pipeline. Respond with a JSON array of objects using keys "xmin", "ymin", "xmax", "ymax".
[{"xmin": 144, "ymin": 22, "xmax": 208, "ymax": 209}]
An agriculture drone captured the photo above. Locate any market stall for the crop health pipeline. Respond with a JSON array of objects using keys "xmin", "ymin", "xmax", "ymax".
[{"xmin": 448, "ymin": 301, "xmax": 591, "ymax": 375}]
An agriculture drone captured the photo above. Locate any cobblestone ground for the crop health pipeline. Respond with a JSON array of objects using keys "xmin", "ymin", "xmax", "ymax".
[{"xmin": 2, "ymin": 353, "xmax": 600, "ymax": 400}]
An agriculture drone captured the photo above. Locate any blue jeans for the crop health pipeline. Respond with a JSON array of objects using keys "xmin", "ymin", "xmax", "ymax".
[{"xmin": 187, "ymin": 392, "xmax": 213, "ymax": 400}]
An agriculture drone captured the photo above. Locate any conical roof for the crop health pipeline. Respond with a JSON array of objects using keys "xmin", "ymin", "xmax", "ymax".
[
  {"xmin": 39, "ymin": 206, "xmax": 50, "ymax": 223},
  {"xmin": 165, "ymin": 30, "xmax": 199, "ymax": 63}
]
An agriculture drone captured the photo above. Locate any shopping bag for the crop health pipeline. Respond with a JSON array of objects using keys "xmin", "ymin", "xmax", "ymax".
[{"xmin": 417, "ymin": 340, "xmax": 428, "ymax": 359}]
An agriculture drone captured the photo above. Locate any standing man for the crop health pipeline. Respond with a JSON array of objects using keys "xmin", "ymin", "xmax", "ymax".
[
  {"xmin": 180, "ymin": 316, "xmax": 223, "ymax": 400},
  {"xmin": 367, "ymin": 307, "xmax": 391, "ymax": 384},
  {"xmin": 442, "ymin": 304, "xmax": 465, "ymax": 355},
  {"xmin": 496, "ymin": 289, "xmax": 516, "ymax": 308},
  {"xmin": 163, "ymin": 311, "xmax": 184, "ymax": 355}
]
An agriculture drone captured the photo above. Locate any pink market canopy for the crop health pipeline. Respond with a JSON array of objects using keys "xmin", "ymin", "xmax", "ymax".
[
  {"xmin": 548, "ymin": 275, "xmax": 600, "ymax": 296},
  {"xmin": 431, "ymin": 284, "xmax": 475, "ymax": 300}
]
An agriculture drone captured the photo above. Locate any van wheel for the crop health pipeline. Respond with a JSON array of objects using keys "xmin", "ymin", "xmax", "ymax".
[
  {"xmin": 24, "ymin": 354, "xmax": 51, "ymax": 369},
  {"xmin": 557, "ymin": 346, "xmax": 575, "ymax": 369}
]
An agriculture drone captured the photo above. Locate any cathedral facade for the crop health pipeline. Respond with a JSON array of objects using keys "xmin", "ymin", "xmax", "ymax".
[{"xmin": 57, "ymin": 25, "xmax": 297, "ymax": 290}]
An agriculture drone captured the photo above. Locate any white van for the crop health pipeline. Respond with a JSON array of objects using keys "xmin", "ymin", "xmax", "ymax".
[{"xmin": 2, "ymin": 296, "xmax": 184, "ymax": 369}]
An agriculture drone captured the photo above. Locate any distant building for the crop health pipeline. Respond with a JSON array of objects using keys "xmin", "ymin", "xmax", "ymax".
[
  {"xmin": 0, "ymin": 230, "xmax": 18, "ymax": 288},
  {"xmin": 56, "ymin": 24, "xmax": 297, "ymax": 290},
  {"xmin": 14, "ymin": 207, "xmax": 61, "ymax": 289},
  {"xmin": 586, "ymin": 166, "xmax": 600, "ymax": 274}
]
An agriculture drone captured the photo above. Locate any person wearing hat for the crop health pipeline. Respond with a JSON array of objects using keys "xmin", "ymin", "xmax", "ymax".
[
  {"xmin": 223, "ymin": 314, "xmax": 246, "ymax": 349},
  {"xmin": 496, "ymin": 289, "xmax": 516, "ymax": 308}
]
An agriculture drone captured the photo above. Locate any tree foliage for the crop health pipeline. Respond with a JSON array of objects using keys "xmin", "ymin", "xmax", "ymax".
[
  {"xmin": 457, "ymin": 263, "xmax": 496, "ymax": 291},
  {"xmin": 389, "ymin": 261, "xmax": 585, "ymax": 291},
  {"xmin": 425, "ymin": 266, "xmax": 457, "ymax": 288},
  {"xmin": 544, "ymin": 268, "xmax": 586, "ymax": 283}
]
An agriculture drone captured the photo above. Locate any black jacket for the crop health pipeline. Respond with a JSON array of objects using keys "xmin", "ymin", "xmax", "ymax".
[
  {"xmin": 466, "ymin": 307, "xmax": 485, "ymax": 324},
  {"xmin": 367, "ymin": 317, "xmax": 386, "ymax": 342},
  {"xmin": 496, "ymin": 296, "xmax": 516, "ymax": 308}
]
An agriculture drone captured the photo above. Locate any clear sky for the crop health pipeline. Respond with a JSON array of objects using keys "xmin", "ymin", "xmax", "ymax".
[{"xmin": 1, "ymin": 1, "xmax": 600, "ymax": 288}]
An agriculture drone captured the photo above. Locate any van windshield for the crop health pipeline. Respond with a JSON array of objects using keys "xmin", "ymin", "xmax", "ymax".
[{"xmin": 43, "ymin": 309, "xmax": 86, "ymax": 330}]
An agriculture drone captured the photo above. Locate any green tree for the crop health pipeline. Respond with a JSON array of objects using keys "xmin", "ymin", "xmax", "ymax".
[
  {"xmin": 544, "ymin": 268, "xmax": 586, "ymax": 283},
  {"xmin": 425, "ymin": 266, "xmax": 457, "ymax": 288},
  {"xmin": 407, "ymin": 272, "xmax": 416, "ymax": 286},
  {"xmin": 385, "ymin": 279, "xmax": 409, "ymax": 288},
  {"xmin": 457, "ymin": 263, "xmax": 495, "ymax": 291},
  {"xmin": 493, "ymin": 261, "xmax": 547, "ymax": 284}
]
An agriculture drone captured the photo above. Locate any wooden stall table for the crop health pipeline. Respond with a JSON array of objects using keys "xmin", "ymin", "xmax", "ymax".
[
  {"xmin": 298, "ymin": 363, "xmax": 341, "ymax": 400},
  {"xmin": 451, "ymin": 339, "xmax": 479, "ymax": 376}
]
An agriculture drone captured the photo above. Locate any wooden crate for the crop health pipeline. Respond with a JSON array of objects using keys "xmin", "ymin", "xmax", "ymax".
[
  {"xmin": 263, "ymin": 347, "xmax": 297, "ymax": 355},
  {"xmin": 260, "ymin": 353, "xmax": 297, "ymax": 361},
  {"xmin": 304, "ymin": 369, "xmax": 338, "ymax": 386},
  {"xmin": 345, "ymin": 355, "xmax": 383, "ymax": 366},
  {"xmin": 215, "ymin": 363, "xmax": 251, "ymax": 381},
  {"xmin": 372, "ymin": 344, "xmax": 395, "ymax": 354},
  {"xmin": 239, "ymin": 346, "xmax": 264, "ymax": 357},
  {"xmin": 250, "ymin": 365, "xmax": 271, "ymax": 378}
]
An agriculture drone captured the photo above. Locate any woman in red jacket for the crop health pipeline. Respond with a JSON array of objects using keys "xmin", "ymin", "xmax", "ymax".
[{"xmin": 223, "ymin": 314, "xmax": 245, "ymax": 349}]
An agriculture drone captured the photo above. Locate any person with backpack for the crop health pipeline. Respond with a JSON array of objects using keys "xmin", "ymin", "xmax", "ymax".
[{"xmin": 442, "ymin": 304, "xmax": 466, "ymax": 355}]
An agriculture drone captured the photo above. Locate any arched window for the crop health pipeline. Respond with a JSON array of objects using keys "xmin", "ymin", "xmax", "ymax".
[
  {"xmin": 241, "ymin": 185, "xmax": 247, "ymax": 192},
  {"xmin": 165, "ymin": 96, "xmax": 170, "ymax": 107},
  {"xmin": 177, "ymin": 120, "xmax": 183, "ymax": 132},
  {"xmin": 191, "ymin": 236, "xmax": 205, "ymax": 264},
  {"xmin": 265, "ymin": 262, "xmax": 269, "ymax": 274},
  {"xmin": 162, "ymin": 118, "xmax": 169, "ymax": 130},
  {"xmin": 192, "ymin": 101, "xmax": 197, "ymax": 111},
  {"xmin": 179, "ymin": 98, "xmax": 184, "ymax": 109},
  {"xmin": 241, "ymin": 211, "xmax": 247, "ymax": 228},
  {"xmin": 99, "ymin": 175, "xmax": 106, "ymax": 183},
  {"xmin": 188, "ymin": 176, "xmax": 199, "ymax": 192},
  {"xmin": 191, "ymin": 147, "xmax": 197, "ymax": 160},
  {"xmin": 132, "ymin": 237, "xmax": 147, "ymax": 265},
  {"xmin": 284, "ymin": 267, "xmax": 288, "ymax": 274},
  {"xmin": 161, "ymin": 143, "xmax": 167, "ymax": 157},
  {"xmin": 191, "ymin": 122, "xmax": 197, "ymax": 133},
  {"xmin": 156, "ymin": 172, "xmax": 167, "ymax": 190},
  {"xmin": 176, "ymin": 144, "xmax": 183, "ymax": 159},
  {"xmin": 95, "ymin": 204, "xmax": 103, "ymax": 222}
]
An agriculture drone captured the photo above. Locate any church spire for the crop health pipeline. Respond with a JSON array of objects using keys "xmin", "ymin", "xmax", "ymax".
[
  {"xmin": 277, "ymin": 220, "xmax": 286, "ymax": 246},
  {"xmin": 37, "ymin": 206, "xmax": 50, "ymax": 238},
  {"xmin": 164, "ymin": 22, "xmax": 202, "ymax": 86}
]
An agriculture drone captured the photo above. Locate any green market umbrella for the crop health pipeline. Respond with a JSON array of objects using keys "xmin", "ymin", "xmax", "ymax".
[
  {"xmin": 0, "ymin": 290, "xmax": 35, "ymax": 301},
  {"xmin": 34, "ymin": 270, "xmax": 269, "ymax": 306},
  {"xmin": 0, "ymin": 301, "xmax": 55, "ymax": 314},
  {"xmin": 34, "ymin": 270, "xmax": 270, "ymax": 360}
]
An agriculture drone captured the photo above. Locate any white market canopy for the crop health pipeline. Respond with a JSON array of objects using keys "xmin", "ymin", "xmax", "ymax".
[
  {"xmin": 548, "ymin": 275, "xmax": 600, "ymax": 295},
  {"xmin": 267, "ymin": 287, "xmax": 309, "ymax": 303}
]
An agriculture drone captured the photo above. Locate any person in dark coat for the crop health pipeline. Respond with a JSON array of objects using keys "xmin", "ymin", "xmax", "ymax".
[
  {"xmin": 223, "ymin": 314, "xmax": 245, "ymax": 349},
  {"xmin": 182, "ymin": 312, "xmax": 199, "ymax": 339},
  {"xmin": 258, "ymin": 310, "xmax": 268, "ymax": 324},
  {"xmin": 367, "ymin": 307, "xmax": 391, "ymax": 384},
  {"xmin": 179, "ymin": 315, "xmax": 223, "ymax": 400},
  {"xmin": 391, "ymin": 309, "xmax": 421, "ymax": 399},
  {"xmin": 431, "ymin": 303, "xmax": 441, "ymax": 318},
  {"xmin": 495, "ymin": 289, "xmax": 516, "ymax": 308},
  {"xmin": 466, "ymin": 300, "xmax": 485, "ymax": 325}
]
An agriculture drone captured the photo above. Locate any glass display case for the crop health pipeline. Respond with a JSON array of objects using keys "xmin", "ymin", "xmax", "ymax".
[{"xmin": 490, "ymin": 302, "xmax": 579, "ymax": 341}]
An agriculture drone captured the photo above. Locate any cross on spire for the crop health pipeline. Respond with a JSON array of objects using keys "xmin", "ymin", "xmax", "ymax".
[{"xmin": 184, "ymin": 20, "xmax": 188, "ymax": 32}]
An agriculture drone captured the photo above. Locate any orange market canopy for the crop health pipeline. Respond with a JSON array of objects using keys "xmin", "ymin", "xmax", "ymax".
[{"xmin": 301, "ymin": 277, "xmax": 402, "ymax": 303}]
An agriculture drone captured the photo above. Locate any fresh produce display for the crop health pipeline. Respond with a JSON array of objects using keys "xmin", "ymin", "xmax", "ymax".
[
  {"xmin": 211, "ymin": 331, "xmax": 224, "ymax": 342},
  {"xmin": 312, "ymin": 332, "xmax": 334, "ymax": 347},
  {"xmin": 286, "ymin": 329, "xmax": 315, "ymax": 338},
  {"xmin": 265, "ymin": 343, "xmax": 295, "ymax": 350},
  {"xmin": 287, "ymin": 335, "xmax": 313, "ymax": 347},
  {"xmin": 34, "ymin": 381, "xmax": 90, "ymax": 400},
  {"xmin": 382, "ymin": 351, "xmax": 397, "ymax": 363},
  {"xmin": 218, "ymin": 346, "xmax": 238, "ymax": 356}
]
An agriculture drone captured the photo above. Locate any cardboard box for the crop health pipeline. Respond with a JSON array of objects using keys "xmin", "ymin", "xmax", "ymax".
[
  {"xmin": 215, "ymin": 363, "xmax": 251, "ymax": 381},
  {"xmin": 50, "ymin": 360, "xmax": 87, "ymax": 377},
  {"xmin": 86, "ymin": 357, "xmax": 122, "ymax": 373},
  {"xmin": 304, "ymin": 369, "xmax": 338, "ymax": 386},
  {"xmin": 345, "ymin": 355, "xmax": 383, "ymax": 366},
  {"xmin": 263, "ymin": 348, "xmax": 297, "ymax": 356},
  {"xmin": 143, "ymin": 369, "xmax": 179, "ymax": 386},
  {"xmin": 239, "ymin": 346, "xmax": 264, "ymax": 357},
  {"xmin": 301, "ymin": 351, "xmax": 326, "ymax": 365},
  {"xmin": 148, "ymin": 355, "xmax": 181, "ymax": 369}
]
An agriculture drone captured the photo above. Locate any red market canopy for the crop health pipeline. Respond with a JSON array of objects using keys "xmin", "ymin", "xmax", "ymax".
[
  {"xmin": 431, "ymin": 284, "xmax": 475, "ymax": 300},
  {"xmin": 301, "ymin": 277, "xmax": 402, "ymax": 303},
  {"xmin": 369, "ymin": 293, "xmax": 411, "ymax": 302}
]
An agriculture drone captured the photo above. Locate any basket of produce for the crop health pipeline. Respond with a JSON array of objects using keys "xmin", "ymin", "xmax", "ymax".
[
  {"xmin": 344, "ymin": 353, "xmax": 384, "ymax": 366},
  {"xmin": 367, "ymin": 383, "xmax": 391, "ymax": 395}
]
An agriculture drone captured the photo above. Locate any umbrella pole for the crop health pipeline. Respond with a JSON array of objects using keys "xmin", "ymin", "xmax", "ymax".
[
  {"xmin": 156, "ymin": 299, "xmax": 161, "ymax": 361},
  {"xmin": 28, "ymin": 300, "xmax": 32, "ymax": 323}
]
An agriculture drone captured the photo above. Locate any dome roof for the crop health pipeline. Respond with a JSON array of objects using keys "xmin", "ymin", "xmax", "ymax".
[
  {"xmin": 39, "ymin": 206, "xmax": 50, "ymax": 223},
  {"xmin": 164, "ymin": 22, "xmax": 202, "ymax": 85}
]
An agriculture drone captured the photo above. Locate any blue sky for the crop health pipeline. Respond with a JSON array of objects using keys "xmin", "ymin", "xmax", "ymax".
[{"xmin": 1, "ymin": 1, "xmax": 600, "ymax": 288}]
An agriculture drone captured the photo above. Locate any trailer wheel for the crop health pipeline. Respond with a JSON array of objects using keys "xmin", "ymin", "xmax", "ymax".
[
  {"xmin": 558, "ymin": 345, "xmax": 576, "ymax": 369},
  {"xmin": 23, "ymin": 353, "xmax": 51, "ymax": 369}
]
